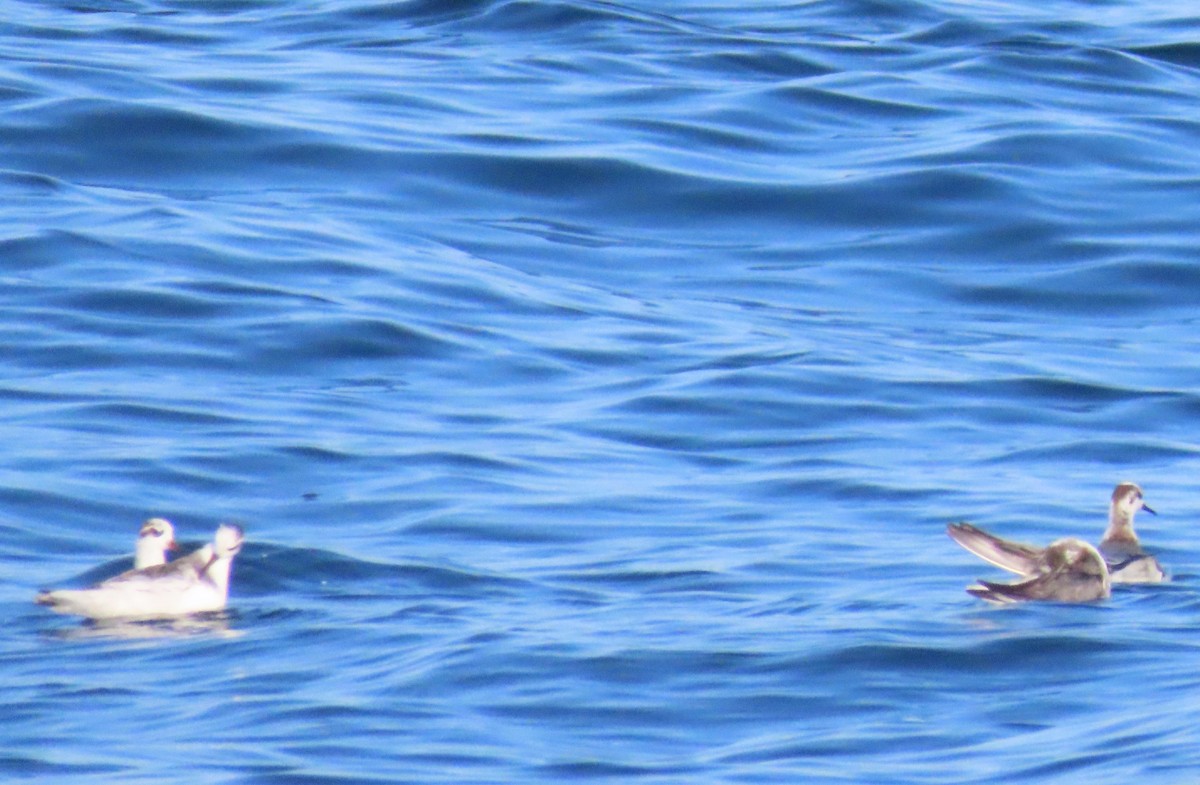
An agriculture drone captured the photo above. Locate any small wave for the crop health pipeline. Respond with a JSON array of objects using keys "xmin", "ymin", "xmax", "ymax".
[{"xmin": 234, "ymin": 542, "xmax": 523, "ymax": 598}]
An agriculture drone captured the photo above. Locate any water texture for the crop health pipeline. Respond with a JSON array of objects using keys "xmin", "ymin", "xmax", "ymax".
[{"xmin": 3, "ymin": 0, "xmax": 1200, "ymax": 782}]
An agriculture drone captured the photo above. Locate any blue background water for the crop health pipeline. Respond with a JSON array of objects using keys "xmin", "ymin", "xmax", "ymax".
[{"xmin": 4, "ymin": 1, "xmax": 1200, "ymax": 782}]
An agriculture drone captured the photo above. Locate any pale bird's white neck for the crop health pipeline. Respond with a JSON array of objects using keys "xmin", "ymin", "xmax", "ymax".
[{"xmin": 134, "ymin": 536, "xmax": 168, "ymax": 569}]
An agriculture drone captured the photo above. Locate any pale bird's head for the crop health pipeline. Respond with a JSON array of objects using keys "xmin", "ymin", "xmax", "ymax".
[{"xmin": 138, "ymin": 517, "xmax": 177, "ymax": 553}]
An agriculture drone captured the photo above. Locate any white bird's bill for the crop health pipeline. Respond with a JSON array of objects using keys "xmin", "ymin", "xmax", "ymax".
[
  {"xmin": 37, "ymin": 524, "xmax": 245, "ymax": 621},
  {"xmin": 134, "ymin": 517, "xmax": 177, "ymax": 569}
]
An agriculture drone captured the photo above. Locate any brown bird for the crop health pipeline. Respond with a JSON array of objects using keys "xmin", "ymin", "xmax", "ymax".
[{"xmin": 952, "ymin": 535, "xmax": 1110, "ymax": 604}]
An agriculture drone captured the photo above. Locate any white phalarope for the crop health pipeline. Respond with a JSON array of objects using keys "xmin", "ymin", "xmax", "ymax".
[
  {"xmin": 134, "ymin": 518, "xmax": 177, "ymax": 569},
  {"xmin": 37, "ymin": 524, "xmax": 245, "ymax": 621},
  {"xmin": 956, "ymin": 536, "xmax": 1111, "ymax": 604},
  {"xmin": 948, "ymin": 482, "xmax": 1163, "ymax": 590}
]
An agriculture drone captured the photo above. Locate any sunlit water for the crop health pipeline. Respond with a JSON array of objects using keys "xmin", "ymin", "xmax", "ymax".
[{"xmin": 4, "ymin": 1, "xmax": 1200, "ymax": 782}]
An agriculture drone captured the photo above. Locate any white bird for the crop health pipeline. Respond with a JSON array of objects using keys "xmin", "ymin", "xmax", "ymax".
[
  {"xmin": 134, "ymin": 518, "xmax": 177, "ymax": 569},
  {"xmin": 37, "ymin": 524, "xmax": 245, "ymax": 621},
  {"xmin": 960, "ymin": 536, "xmax": 1111, "ymax": 604},
  {"xmin": 947, "ymin": 482, "xmax": 1163, "ymax": 585}
]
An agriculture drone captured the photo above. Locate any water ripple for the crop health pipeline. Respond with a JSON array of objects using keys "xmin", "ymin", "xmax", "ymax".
[{"xmin": 5, "ymin": 0, "xmax": 1200, "ymax": 783}]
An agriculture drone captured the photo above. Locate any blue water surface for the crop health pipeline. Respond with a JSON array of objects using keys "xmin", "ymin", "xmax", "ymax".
[{"xmin": 4, "ymin": 0, "xmax": 1200, "ymax": 782}]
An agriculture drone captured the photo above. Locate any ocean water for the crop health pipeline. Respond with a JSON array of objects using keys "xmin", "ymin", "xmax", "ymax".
[{"xmin": 4, "ymin": 0, "xmax": 1200, "ymax": 782}]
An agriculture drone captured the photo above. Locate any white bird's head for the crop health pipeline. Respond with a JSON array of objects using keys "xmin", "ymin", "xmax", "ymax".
[
  {"xmin": 135, "ymin": 517, "xmax": 177, "ymax": 568},
  {"xmin": 212, "ymin": 524, "xmax": 245, "ymax": 559}
]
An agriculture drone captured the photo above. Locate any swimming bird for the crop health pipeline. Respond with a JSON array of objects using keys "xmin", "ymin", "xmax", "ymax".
[
  {"xmin": 1097, "ymin": 482, "xmax": 1163, "ymax": 583},
  {"xmin": 134, "ymin": 517, "xmax": 177, "ymax": 569},
  {"xmin": 947, "ymin": 482, "xmax": 1163, "ymax": 584},
  {"xmin": 36, "ymin": 524, "xmax": 245, "ymax": 621},
  {"xmin": 962, "ymin": 537, "xmax": 1111, "ymax": 604}
]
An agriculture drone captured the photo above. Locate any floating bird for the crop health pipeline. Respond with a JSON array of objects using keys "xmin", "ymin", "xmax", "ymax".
[
  {"xmin": 37, "ymin": 524, "xmax": 244, "ymax": 621},
  {"xmin": 957, "ymin": 536, "xmax": 1111, "ymax": 604},
  {"xmin": 1097, "ymin": 482, "xmax": 1163, "ymax": 583},
  {"xmin": 948, "ymin": 482, "xmax": 1163, "ymax": 586}
]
